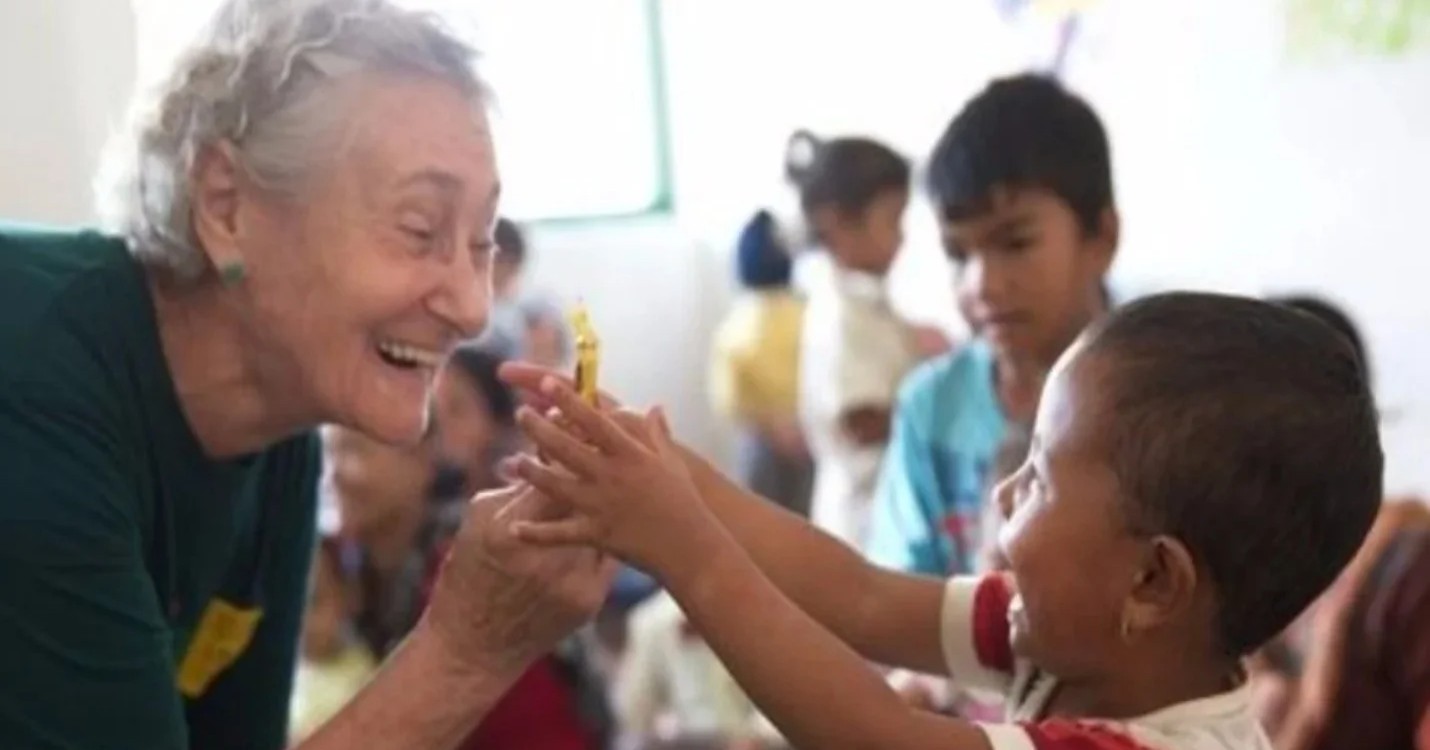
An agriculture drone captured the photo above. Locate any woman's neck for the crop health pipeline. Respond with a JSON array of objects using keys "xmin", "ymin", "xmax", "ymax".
[{"xmin": 148, "ymin": 270, "xmax": 318, "ymax": 459}]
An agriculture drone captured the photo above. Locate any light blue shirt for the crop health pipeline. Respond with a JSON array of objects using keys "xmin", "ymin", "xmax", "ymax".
[{"xmin": 865, "ymin": 341, "xmax": 1006, "ymax": 575}]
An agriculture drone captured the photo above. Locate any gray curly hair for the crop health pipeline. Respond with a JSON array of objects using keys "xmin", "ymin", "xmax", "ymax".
[{"xmin": 97, "ymin": 0, "xmax": 486, "ymax": 281}]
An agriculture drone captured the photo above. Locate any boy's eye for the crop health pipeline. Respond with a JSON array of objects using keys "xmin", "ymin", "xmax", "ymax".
[{"xmin": 1002, "ymin": 236, "xmax": 1035, "ymax": 253}]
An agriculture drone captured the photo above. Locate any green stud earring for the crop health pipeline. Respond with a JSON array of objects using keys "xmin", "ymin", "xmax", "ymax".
[{"xmin": 218, "ymin": 261, "xmax": 247, "ymax": 287}]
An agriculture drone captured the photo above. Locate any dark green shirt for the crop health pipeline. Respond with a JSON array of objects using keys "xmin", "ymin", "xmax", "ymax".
[{"xmin": 0, "ymin": 226, "xmax": 320, "ymax": 749}]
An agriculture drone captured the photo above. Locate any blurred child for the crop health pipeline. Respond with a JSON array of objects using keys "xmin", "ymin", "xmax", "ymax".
[
  {"xmin": 508, "ymin": 290, "xmax": 1381, "ymax": 750},
  {"xmin": 869, "ymin": 73, "xmax": 1119, "ymax": 577},
  {"xmin": 480, "ymin": 218, "xmax": 572, "ymax": 367},
  {"xmin": 289, "ymin": 539, "xmax": 376, "ymax": 743},
  {"xmin": 709, "ymin": 209, "xmax": 813, "ymax": 516},
  {"xmin": 786, "ymin": 129, "xmax": 923, "ymax": 545},
  {"xmin": 323, "ymin": 425, "xmax": 441, "ymax": 658},
  {"xmin": 617, "ymin": 590, "xmax": 781, "ymax": 749},
  {"xmin": 322, "ymin": 356, "xmax": 606, "ymax": 750},
  {"xmin": 430, "ymin": 342, "xmax": 521, "ymax": 498}
]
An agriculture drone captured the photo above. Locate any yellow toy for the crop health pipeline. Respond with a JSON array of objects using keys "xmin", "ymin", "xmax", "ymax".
[{"xmin": 570, "ymin": 302, "xmax": 600, "ymax": 406}]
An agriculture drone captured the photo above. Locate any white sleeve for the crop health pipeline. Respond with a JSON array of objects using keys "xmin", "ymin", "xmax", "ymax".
[
  {"xmin": 977, "ymin": 721, "xmax": 1156, "ymax": 750},
  {"xmin": 941, "ymin": 576, "xmax": 1016, "ymax": 695},
  {"xmin": 978, "ymin": 724, "xmax": 1039, "ymax": 750}
]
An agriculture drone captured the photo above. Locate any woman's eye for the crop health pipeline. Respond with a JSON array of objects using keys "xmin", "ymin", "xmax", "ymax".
[{"xmin": 402, "ymin": 226, "xmax": 435, "ymax": 243}]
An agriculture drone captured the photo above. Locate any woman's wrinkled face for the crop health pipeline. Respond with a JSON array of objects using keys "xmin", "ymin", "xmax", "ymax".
[{"xmin": 231, "ymin": 74, "xmax": 500, "ymax": 444}]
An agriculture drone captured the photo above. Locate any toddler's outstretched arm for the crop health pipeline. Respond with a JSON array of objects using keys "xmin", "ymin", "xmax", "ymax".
[
  {"xmin": 499, "ymin": 361, "xmax": 948, "ymax": 673},
  {"xmin": 508, "ymin": 383, "xmax": 991, "ymax": 750}
]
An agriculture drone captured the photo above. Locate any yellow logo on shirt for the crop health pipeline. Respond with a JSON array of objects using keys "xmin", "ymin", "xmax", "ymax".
[{"xmin": 177, "ymin": 599, "xmax": 264, "ymax": 698}]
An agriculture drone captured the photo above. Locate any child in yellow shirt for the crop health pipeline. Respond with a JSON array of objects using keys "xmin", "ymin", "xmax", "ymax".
[{"xmin": 709, "ymin": 210, "xmax": 812, "ymax": 516}]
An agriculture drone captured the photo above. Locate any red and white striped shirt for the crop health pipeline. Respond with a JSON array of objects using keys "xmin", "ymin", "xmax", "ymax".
[{"xmin": 941, "ymin": 576, "xmax": 1272, "ymax": 750}]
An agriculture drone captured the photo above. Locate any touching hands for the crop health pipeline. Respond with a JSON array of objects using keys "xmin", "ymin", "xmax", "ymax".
[
  {"xmin": 506, "ymin": 375, "xmax": 720, "ymax": 580},
  {"xmin": 423, "ymin": 482, "xmax": 616, "ymax": 678}
]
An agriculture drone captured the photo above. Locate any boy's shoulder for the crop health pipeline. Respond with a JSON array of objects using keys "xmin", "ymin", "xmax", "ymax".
[{"xmin": 896, "ymin": 339, "xmax": 995, "ymax": 408}]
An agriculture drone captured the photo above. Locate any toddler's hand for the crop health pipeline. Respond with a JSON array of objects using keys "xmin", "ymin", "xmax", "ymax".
[{"xmin": 510, "ymin": 379, "xmax": 715, "ymax": 576}]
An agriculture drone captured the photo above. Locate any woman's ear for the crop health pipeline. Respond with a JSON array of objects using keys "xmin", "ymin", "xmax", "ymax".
[{"xmin": 190, "ymin": 140, "xmax": 247, "ymax": 273}]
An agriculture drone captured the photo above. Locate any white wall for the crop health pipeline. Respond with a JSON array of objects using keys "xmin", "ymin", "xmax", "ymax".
[
  {"xmin": 2, "ymin": 0, "xmax": 1427, "ymax": 492},
  {"xmin": 0, "ymin": 0, "xmax": 135, "ymax": 224},
  {"xmin": 531, "ymin": 0, "xmax": 1430, "ymax": 491},
  {"xmin": 1060, "ymin": 0, "xmax": 1430, "ymax": 496}
]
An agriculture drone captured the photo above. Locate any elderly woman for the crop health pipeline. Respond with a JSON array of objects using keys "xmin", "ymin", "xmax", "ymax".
[{"xmin": 0, "ymin": 2, "xmax": 611, "ymax": 749}]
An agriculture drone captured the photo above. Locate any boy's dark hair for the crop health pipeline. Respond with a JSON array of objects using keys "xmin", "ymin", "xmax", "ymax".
[
  {"xmin": 494, "ymin": 217, "xmax": 526, "ymax": 267},
  {"xmin": 927, "ymin": 73, "xmax": 1113, "ymax": 233},
  {"xmin": 445, "ymin": 342, "xmax": 517, "ymax": 426},
  {"xmin": 1269, "ymin": 294, "xmax": 1371, "ymax": 386},
  {"xmin": 1081, "ymin": 292, "xmax": 1382, "ymax": 657},
  {"xmin": 785, "ymin": 130, "xmax": 910, "ymax": 222},
  {"xmin": 427, "ymin": 342, "xmax": 520, "ymax": 502}
]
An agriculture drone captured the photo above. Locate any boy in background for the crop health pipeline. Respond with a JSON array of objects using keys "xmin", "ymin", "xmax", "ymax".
[{"xmin": 869, "ymin": 74, "xmax": 1118, "ymax": 575}]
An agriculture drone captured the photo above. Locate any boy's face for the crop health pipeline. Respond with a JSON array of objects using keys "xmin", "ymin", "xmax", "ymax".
[
  {"xmin": 942, "ymin": 187, "xmax": 1115, "ymax": 363},
  {"xmin": 992, "ymin": 344, "xmax": 1147, "ymax": 678}
]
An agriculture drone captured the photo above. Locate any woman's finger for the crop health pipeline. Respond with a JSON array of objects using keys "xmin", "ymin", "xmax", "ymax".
[
  {"xmin": 511, "ymin": 517, "xmax": 603, "ymax": 547},
  {"xmin": 514, "ymin": 455, "xmax": 586, "ymax": 507},
  {"xmin": 499, "ymin": 361, "xmax": 569, "ymax": 390},
  {"xmin": 517, "ymin": 408, "xmax": 604, "ymax": 478},
  {"xmin": 540, "ymin": 379, "xmax": 645, "ymax": 458}
]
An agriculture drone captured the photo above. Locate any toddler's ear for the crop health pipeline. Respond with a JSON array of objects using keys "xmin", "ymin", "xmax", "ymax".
[{"xmin": 1124, "ymin": 535, "xmax": 1199, "ymax": 641}]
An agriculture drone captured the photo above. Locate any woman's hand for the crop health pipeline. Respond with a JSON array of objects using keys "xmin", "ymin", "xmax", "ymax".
[
  {"xmin": 422, "ymin": 482, "xmax": 617, "ymax": 679},
  {"xmin": 507, "ymin": 377, "xmax": 720, "ymax": 579}
]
